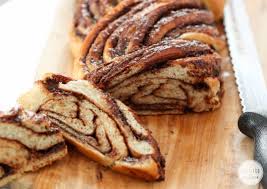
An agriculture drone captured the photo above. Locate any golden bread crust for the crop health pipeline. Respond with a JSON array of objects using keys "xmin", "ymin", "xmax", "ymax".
[{"xmin": 202, "ymin": 0, "xmax": 225, "ymax": 20}]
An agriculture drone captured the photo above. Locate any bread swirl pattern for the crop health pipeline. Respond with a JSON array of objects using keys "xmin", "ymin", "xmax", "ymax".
[
  {"xmin": 74, "ymin": 0, "xmax": 123, "ymax": 39},
  {"xmin": 0, "ymin": 109, "xmax": 67, "ymax": 187},
  {"xmin": 75, "ymin": 0, "xmax": 225, "ymax": 115},
  {"xmin": 73, "ymin": 0, "xmax": 224, "ymax": 44},
  {"xmin": 71, "ymin": 0, "xmax": 225, "ymax": 58},
  {"xmin": 85, "ymin": 39, "xmax": 223, "ymax": 114},
  {"xmin": 18, "ymin": 74, "xmax": 165, "ymax": 181},
  {"xmin": 80, "ymin": 0, "xmax": 225, "ymax": 65},
  {"xmin": 71, "ymin": 0, "xmax": 123, "ymax": 57}
]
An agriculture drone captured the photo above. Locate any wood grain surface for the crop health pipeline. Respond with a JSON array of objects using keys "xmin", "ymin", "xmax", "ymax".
[{"xmin": 7, "ymin": 0, "xmax": 267, "ymax": 188}]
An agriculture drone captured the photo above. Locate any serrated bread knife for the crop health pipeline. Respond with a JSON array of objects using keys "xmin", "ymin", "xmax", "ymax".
[{"xmin": 224, "ymin": 0, "xmax": 267, "ymax": 188}]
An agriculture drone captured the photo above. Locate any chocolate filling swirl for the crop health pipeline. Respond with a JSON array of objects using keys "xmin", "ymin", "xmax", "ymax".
[
  {"xmin": 0, "ymin": 109, "xmax": 67, "ymax": 186},
  {"xmin": 18, "ymin": 74, "xmax": 165, "ymax": 181},
  {"xmin": 80, "ymin": 0, "xmax": 224, "ymax": 67},
  {"xmin": 76, "ymin": 0, "xmax": 225, "ymax": 115},
  {"xmin": 86, "ymin": 39, "xmax": 223, "ymax": 114},
  {"xmin": 74, "ymin": 0, "xmax": 124, "ymax": 38}
]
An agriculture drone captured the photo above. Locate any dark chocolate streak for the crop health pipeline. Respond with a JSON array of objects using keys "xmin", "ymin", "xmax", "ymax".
[
  {"xmin": 0, "ymin": 142, "xmax": 65, "ymax": 179},
  {"xmin": 39, "ymin": 78, "xmax": 130, "ymax": 155},
  {"xmin": 86, "ymin": 0, "xmax": 153, "ymax": 65},
  {"xmin": 33, "ymin": 142, "xmax": 65, "ymax": 158},
  {"xmin": 122, "ymin": 84, "xmax": 186, "ymax": 112},
  {"xmin": 74, "ymin": 0, "xmax": 124, "ymax": 38},
  {"xmin": 41, "ymin": 111, "xmax": 111, "ymax": 153},
  {"xmin": 87, "ymin": 39, "xmax": 215, "ymax": 88},
  {"xmin": 0, "ymin": 164, "xmax": 14, "ymax": 178},
  {"xmin": 41, "ymin": 75, "xmax": 146, "ymax": 137},
  {"xmin": 88, "ymin": 1, "xmax": 205, "ymax": 63},
  {"xmin": 105, "ymin": 53, "xmax": 220, "ymax": 92},
  {"xmin": 40, "ymin": 94, "xmax": 142, "ymax": 157},
  {"xmin": 84, "ymin": 0, "xmax": 206, "ymax": 65},
  {"xmin": 39, "ymin": 75, "xmax": 159, "ymax": 156},
  {"xmin": 37, "ymin": 75, "xmax": 165, "ymax": 179},
  {"xmin": 0, "ymin": 137, "xmax": 65, "ymax": 155},
  {"xmin": 130, "ymin": 82, "xmax": 185, "ymax": 103},
  {"xmin": 0, "ymin": 109, "xmax": 59, "ymax": 135},
  {"xmin": 0, "ymin": 124, "xmax": 60, "ymax": 153},
  {"xmin": 87, "ymin": 45, "xmax": 221, "ymax": 113},
  {"xmin": 144, "ymin": 8, "xmax": 214, "ymax": 46},
  {"xmin": 0, "ymin": 123, "xmax": 59, "ymax": 137},
  {"xmin": 114, "ymin": 101, "xmax": 165, "ymax": 179},
  {"xmin": 79, "ymin": 0, "xmax": 223, "ymax": 115},
  {"xmin": 125, "ymin": 78, "xmax": 221, "ymax": 112}
]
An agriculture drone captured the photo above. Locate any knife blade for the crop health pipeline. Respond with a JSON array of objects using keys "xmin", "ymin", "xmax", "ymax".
[{"xmin": 224, "ymin": 0, "xmax": 267, "ymax": 188}]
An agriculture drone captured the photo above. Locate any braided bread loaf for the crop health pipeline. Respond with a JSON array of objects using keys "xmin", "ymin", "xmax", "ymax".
[{"xmin": 75, "ymin": 0, "xmax": 225, "ymax": 115}]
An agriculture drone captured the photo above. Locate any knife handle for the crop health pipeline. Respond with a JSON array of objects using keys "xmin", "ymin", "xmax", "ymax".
[{"xmin": 238, "ymin": 112, "xmax": 267, "ymax": 188}]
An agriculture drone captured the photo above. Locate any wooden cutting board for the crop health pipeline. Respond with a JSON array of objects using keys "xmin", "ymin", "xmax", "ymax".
[{"xmin": 8, "ymin": 0, "xmax": 266, "ymax": 188}]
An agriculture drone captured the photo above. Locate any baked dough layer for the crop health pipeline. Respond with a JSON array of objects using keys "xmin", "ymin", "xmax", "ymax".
[
  {"xmin": 18, "ymin": 74, "xmax": 165, "ymax": 181},
  {"xmin": 86, "ymin": 39, "xmax": 223, "ymax": 114},
  {"xmin": 0, "ymin": 109, "xmax": 67, "ymax": 187},
  {"xmin": 76, "ymin": 0, "xmax": 225, "ymax": 115},
  {"xmin": 71, "ymin": 0, "xmax": 123, "ymax": 58},
  {"xmin": 71, "ymin": 0, "xmax": 225, "ymax": 58}
]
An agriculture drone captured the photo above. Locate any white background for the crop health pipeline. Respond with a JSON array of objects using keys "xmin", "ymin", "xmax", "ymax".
[{"xmin": 0, "ymin": 0, "xmax": 60, "ymax": 110}]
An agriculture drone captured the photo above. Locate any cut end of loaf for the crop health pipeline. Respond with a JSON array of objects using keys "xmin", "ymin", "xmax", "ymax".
[
  {"xmin": 18, "ymin": 74, "xmax": 165, "ymax": 181},
  {"xmin": 0, "ymin": 108, "xmax": 67, "ymax": 187}
]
